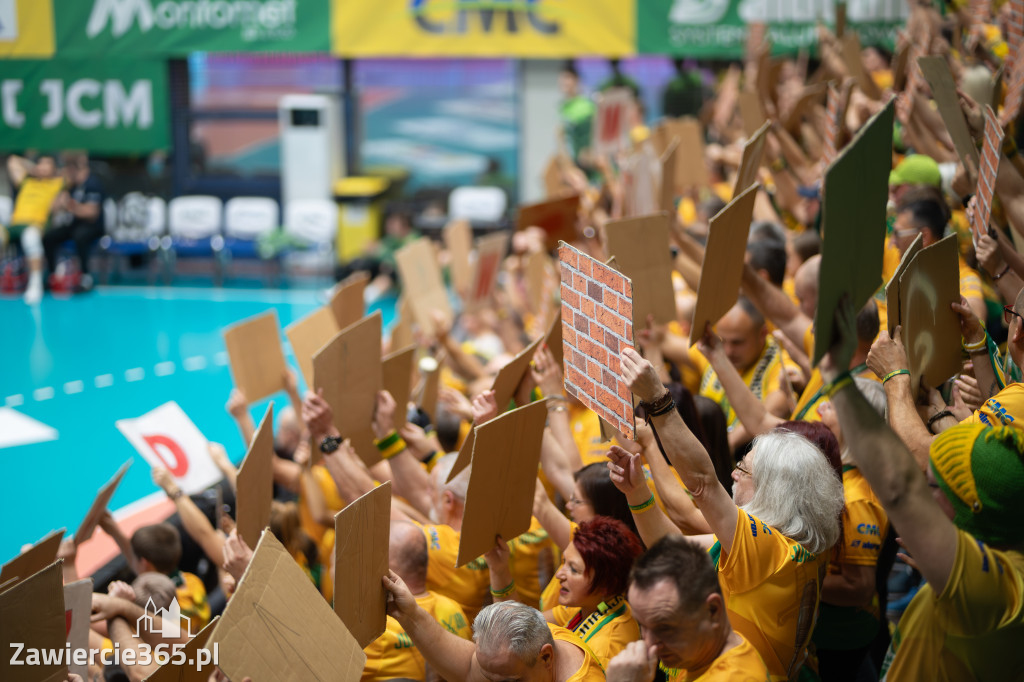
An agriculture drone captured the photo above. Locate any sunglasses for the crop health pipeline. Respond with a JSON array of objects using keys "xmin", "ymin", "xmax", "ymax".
[{"xmin": 1004, "ymin": 305, "xmax": 1023, "ymax": 327}]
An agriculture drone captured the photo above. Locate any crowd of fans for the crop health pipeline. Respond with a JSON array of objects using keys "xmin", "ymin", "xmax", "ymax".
[{"xmin": 9, "ymin": 3, "xmax": 1024, "ymax": 681}]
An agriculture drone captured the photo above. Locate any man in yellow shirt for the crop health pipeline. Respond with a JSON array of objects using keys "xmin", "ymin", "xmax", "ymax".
[
  {"xmin": 823, "ymin": 300, "xmax": 1024, "ymax": 680},
  {"xmin": 605, "ymin": 536, "xmax": 768, "ymax": 682},
  {"xmin": 3, "ymin": 154, "xmax": 63, "ymax": 304},
  {"xmin": 381, "ymin": 581, "xmax": 606, "ymax": 682},
  {"xmin": 364, "ymin": 521, "xmax": 472, "ymax": 681}
]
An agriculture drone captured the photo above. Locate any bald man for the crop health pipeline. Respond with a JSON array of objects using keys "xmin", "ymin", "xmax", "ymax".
[{"xmin": 363, "ymin": 521, "xmax": 472, "ymax": 682}]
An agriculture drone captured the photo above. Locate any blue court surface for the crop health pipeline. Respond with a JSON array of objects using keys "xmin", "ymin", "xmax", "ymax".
[{"xmin": 0, "ymin": 286, "xmax": 395, "ymax": 562}]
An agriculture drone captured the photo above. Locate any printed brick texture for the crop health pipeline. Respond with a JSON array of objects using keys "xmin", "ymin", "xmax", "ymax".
[
  {"xmin": 973, "ymin": 106, "xmax": 1004, "ymax": 238},
  {"xmin": 559, "ymin": 243, "xmax": 636, "ymax": 440}
]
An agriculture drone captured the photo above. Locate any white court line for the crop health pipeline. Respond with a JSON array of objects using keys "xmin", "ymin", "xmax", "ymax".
[
  {"xmin": 125, "ymin": 368, "xmax": 145, "ymax": 382},
  {"xmin": 214, "ymin": 351, "xmax": 229, "ymax": 366},
  {"xmin": 95, "ymin": 374, "xmax": 114, "ymax": 388},
  {"xmin": 64, "ymin": 380, "xmax": 84, "ymax": 395},
  {"xmin": 184, "ymin": 356, "xmax": 207, "ymax": 372},
  {"xmin": 154, "ymin": 361, "xmax": 175, "ymax": 377},
  {"xmin": 5, "ymin": 394, "xmax": 24, "ymax": 407},
  {"xmin": 33, "ymin": 387, "xmax": 54, "ymax": 401}
]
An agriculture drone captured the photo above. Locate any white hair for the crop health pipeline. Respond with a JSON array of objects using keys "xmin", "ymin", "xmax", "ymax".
[
  {"xmin": 743, "ymin": 430, "xmax": 844, "ymax": 555},
  {"xmin": 431, "ymin": 452, "xmax": 470, "ymax": 501},
  {"xmin": 473, "ymin": 601, "xmax": 553, "ymax": 664}
]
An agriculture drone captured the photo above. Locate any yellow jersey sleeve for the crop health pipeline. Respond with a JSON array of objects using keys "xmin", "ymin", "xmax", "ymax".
[
  {"xmin": 842, "ymin": 497, "xmax": 888, "ymax": 567},
  {"xmin": 958, "ymin": 260, "xmax": 984, "ymax": 304},
  {"xmin": 507, "ymin": 518, "xmax": 556, "ymax": 609},
  {"xmin": 299, "ymin": 465, "xmax": 346, "ymax": 545},
  {"xmin": 11, "ymin": 177, "xmax": 64, "ymax": 226},
  {"xmin": 965, "ymin": 383, "xmax": 1024, "ymax": 427},
  {"xmin": 720, "ymin": 509, "xmax": 799, "ymax": 591},
  {"xmin": 361, "ymin": 616, "xmax": 424, "ymax": 682},
  {"xmin": 937, "ymin": 529, "xmax": 1024, "ymax": 637}
]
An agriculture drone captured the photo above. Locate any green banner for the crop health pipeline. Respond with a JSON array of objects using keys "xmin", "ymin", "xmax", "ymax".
[
  {"xmin": 54, "ymin": 0, "xmax": 330, "ymax": 56},
  {"xmin": 638, "ymin": 0, "xmax": 908, "ymax": 57},
  {"xmin": 0, "ymin": 60, "xmax": 169, "ymax": 153}
]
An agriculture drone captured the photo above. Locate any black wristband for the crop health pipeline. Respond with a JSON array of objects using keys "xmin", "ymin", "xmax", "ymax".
[
  {"xmin": 639, "ymin": 390, "xmax": 675, "ymax": 423},
  {"xmin": 319, "ymin": 434, "xmax": 342, "ymax": 454},
  {"xmin": 927, "ymin": 409, "xmax": 955, "ymax": 433}
]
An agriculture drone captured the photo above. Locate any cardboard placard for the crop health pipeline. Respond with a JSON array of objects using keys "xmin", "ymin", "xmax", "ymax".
[
  {"xmin": 813, "ymin": 100, "xmax": 895, "ymax": 365},
  {"xmin": 117, "ymin": 401, "xmax": 220, "ymax": 496},
  {"xmin": 917, "ymin": 56, "xmax": 981, "ymax": 169},
  {"xmin": 235, "ymin": 404, "xmax": 275, "ymax": 549},
  {"xmin": 604, "ymin": 213, "xmax": 676, "ymax": 330},
  {"xmin": 74, "ymin": 460, "xmax": 132, "ymax": 544},
  {"xmin": 314, "ymin": 312, "xmax": 383, "ymax": 466},
  {"xmin": 544, "ymin": 310, "xmax": 564, "ymax": 368},
  {"xmin": 526, "ymin": 251, "xmax": 552, "ymax": 314},
  {"xmin": 559, "ymin": 242, "xmax": 636, "ymax": 439},
  {"xmin": 841, "ymin": 33, "xmax": 882, "ymax": 99},
  {"xmin": 390, "ymin": 296, "xmax": 414, "ymax": 350},
  {"xmin": 418, "ymin": 353, "xmax": 443, "ymax": 423},
  {"xmin": 623, "ymin": 143, "xmax": 662, "ymax": 218},
  {"xmin": 394, "ymin": 239, "xmax": 452, "ymax": 339},
  {"xmin": 223, "ymin": 310, "xmax": 289, "ymax": 403},
  {"xmin": 673, "ymin": 118, "xmax": 710, "ymax": 189},
  {"xmin": 783, "ymin": 82, "xmax": 827, "ymax": 134},
  {"xmin": 884, "ymin": 233, "xmax": 925, "ymax": 337},
  {"xmin": 734, "ymin": 120, "xmax": 770, "ymax": 196},
  {"xmin": 143, "ymin": 616, "xmax": 220, "ymax": 682},
  {"xmin": 64, "ymin": 578, "xmax": 92, "ymax": 680},
  {"xmin": 543, "ymin": 155, "xmax": 568, "ymax": 198},
  {"xmin": 443, "ymin": 219, "xmax": 474, "ymax": 296},
  {"xmin": 285, "ymin": 306, "xmax": 340, "ymax": 390},
  {"xmin": 447, "ymin": 336, "xmax": 544, "ymax": 483},
  {"xmin": 467, "ymin": 232, "xmax": 510, "ymax": 312},
  {"xmin": 209, "ymin": 532, "xmax": 365, "ymax": 682},
  {"xmin": 738, "ymin": 91, "xmax": 767, "ymax": 138},
  {"xmin": 690, "ymin": 185, "xmax": 760, "ymax": 345},
  {"xmin": 331, "ymin": 272, "xmax": 370, "ymax": 331},
  {"xmin": 592, "ymin": 87, "xmax": 637, "ymax": 157},
  {"xmin": 333, "ymin": 482, "xmax": 391, "ymax": 648},
  {"xmin": 836, "ymin": 1, "xmax": 847, "ymax": 37},
  {"xmin": 517, "ymin": 195, "xmax": 580, "ymax": 251},
  {"xmin": 972, "ymin": 106, "xmax": 1005, "ymax": 244},
  {"xmin": 900, "ymin": 235, "xmax": 963, "ymax": 395},
  {"xmin": 456, "ymin": 401, "xmax": 548, "ymax": 567},
  {"xmin": 659, "ymin": 137, "xmax": 679, "ymax": 215},
  {"xmin": 0, "ymin": 562, "xmax": 67, "ymax": 682},
  {"xmin": 0, "ymin": 529, "xmax": 65, "ymax": 591},
  {"xmin": 382, "ymin": 346, "xmax": 416, "ymax": 432}
]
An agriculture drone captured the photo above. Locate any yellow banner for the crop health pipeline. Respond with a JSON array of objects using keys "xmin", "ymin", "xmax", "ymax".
[
  {"xmin": 0, "ymin": 0, "xmax": 55, "ymax": 58},
  {"xmin": 332, "ymin": 0, "xmax": 634, "ymax": 57}
]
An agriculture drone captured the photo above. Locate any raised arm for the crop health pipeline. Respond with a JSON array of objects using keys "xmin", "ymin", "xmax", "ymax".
[
  {"xmin": 620, "ymin": 348, "xmax": 740, "ymax": 554},
  {"xmin": 740, "ymin": 262, "xmax": 812, "ymax": 349},
  {"xmin": 606, "ymin": 446, "xmax": 682, "ymax": 547},
  {"xmin": 532, "ymin": 479, "xmax": 573, "ymax": 550},
  {"xmin": 636, "ymin": 427, "xmax": 712, "ymax": 536},
  {"xmin": 374, "ymin": 390, "xmax": 434, "ymax": 518},
  {"xmin": 823, "ymin": 297, "xmax": 958, "ymax": 594},
  {"xmin": 384, "ymin": 570, "xmax": 480, "ymax": 682},
  {"xmin": 532, "ymin": 345, "xmax": 583, "ymax": 472},
  {"xmin": 226, "ymin": 389, "xmax": 256, "ymax": 447},
  {"xmin": 152, "ymin": 467, "xmax": 225, "ymax": 567}
]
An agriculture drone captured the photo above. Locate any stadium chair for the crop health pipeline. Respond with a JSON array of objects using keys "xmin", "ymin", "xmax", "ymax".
[
  {"xmin": 282, "ymin": 199, "xmax": 338, "ymax": 279},
  {"xmin": 166, "ymin": 195, "xmax": 225, "ymax": 285},
  {"xmin": 447, "ymin": 186, "xmax": 508, "ymax": 227},
  {"xmin": 97, "ymin": 193, "xmax": 167, "ymax": 285},
  {"xmin": 221, "ymin": 196, "xmax": 280, "ymax": 283}
]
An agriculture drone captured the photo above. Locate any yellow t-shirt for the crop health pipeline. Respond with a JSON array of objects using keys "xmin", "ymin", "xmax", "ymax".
[
  {"xmin": 691, "ymin": 338, "xmax": 786, "ymax": 431},
  {"xmin": 550, "ymin": 624, "xmax": 607, "ymax": 682},
  {"xmin": 299, "ymin": 465, "xmax": 346, "ymax": 546},
  {"xmin": 551, "ymin": 596, "xmax": 640, "ymax": 667},
  {"xmin": 362, "ymin": 591, "xmax": 472, "ymax": 682},
  {"xmin": 791, "ymin": 365, "xmax": 877, "ymax": 422},
  {"xmin": 508, "ymin": 517, "xmax": 556, "ymax": 609},
  {"xmin": 685, "ymin": 634, "xmax": 770, "ymax": 681},
  {"xmin": 175, "ymin": 571, "xmax": 211, "ymax": 631},
  {"xmin": 10, "ymin": 177, "xmax": 63, "ymax": 226},
  {"xmin": 715, "ymin": 508, "xmax": 828, "ymax": 682},
  {"xmin": 812, "ymin": 466, "xmax": 889, "ymax": 650},
  {"xmin": 569, "ymin": 403, "xmax": 612, "ymax": 465},
  {"xmin": 881, "ymin": 528, "xmax": 1024, "ymax": 680},
  {"xmin": 422, "ymin": 522, "xmax": 491, "ymax": 622},
  {"xmin": 964, "ymin": 383, "xmax": 1024, "ymax": 427}
]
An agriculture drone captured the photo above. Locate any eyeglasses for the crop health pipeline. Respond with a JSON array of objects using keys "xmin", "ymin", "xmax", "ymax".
[
  {"xmin": 891, "ymin": 226, "xmax": 920, "ymax": 240},
  {"xmin": 733, "ymin": 462, "xmax": 751, "ymax": 477},
  {"xmin": 568, "ymin": 496, "xmax": 589, "ymax": 507},
  {"xmin": 1004, "ymin": 305, "xmax": 1023, "ymax": 327}
]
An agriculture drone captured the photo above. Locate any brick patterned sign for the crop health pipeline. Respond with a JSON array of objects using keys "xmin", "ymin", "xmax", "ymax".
[
  {"xmin": 559, "ymin": 242, "xmax": 636, "ymax": 440},
  {"xmin": 1009, "ymin": 0, "xmax": 1024, "ymax": 54},
  {"xmin": 1004, "ymin": 42, "xmax": 1024, "ymax": 127},
  {"xmin": 972, "ymin": 105, "xmax": 1004, "ymax": 243}
]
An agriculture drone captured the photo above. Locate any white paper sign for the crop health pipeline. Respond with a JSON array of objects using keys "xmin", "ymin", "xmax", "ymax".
[
  {"xmin": 116, "ymin": 401, "xmax": 221, "ymax": 495},
  {"xmin": 592, "ymin": 87, "xmax": 637, "ymax": 157},
  {"xmin": 64, "ymin": 579, "xmax": 92, "ymax": 679}
]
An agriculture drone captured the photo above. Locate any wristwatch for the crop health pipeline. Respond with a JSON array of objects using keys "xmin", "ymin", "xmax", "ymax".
[{"xmin": 319, "ymin": 435, "xmax": 342, "ymax": 454}]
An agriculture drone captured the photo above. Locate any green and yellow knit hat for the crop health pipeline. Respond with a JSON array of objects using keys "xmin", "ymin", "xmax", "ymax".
[{"xmin": 929, "ymin": 423, "xmax": 1024, "ymax": 546}]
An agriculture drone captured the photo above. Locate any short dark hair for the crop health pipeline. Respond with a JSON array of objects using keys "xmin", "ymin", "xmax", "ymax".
[
  {"xmin": 131, "ymin": 524, "xmax": 183, "ymax": 574},
  {"xmin": 746, "ymin": 239, "xmax": 787, "ymax": 287},
  {"xmin": 897, "ymin": 187, "xmax": 950, "ymax": 241},
  {"xmin": 791, "ymin": 230, "xmax": 821, "ymax": 263},
  {"xmin": 574, "ymin": 463, "xmax": 638, "ymax": 537},
  {"xmin": 629, "ymin": 536, "xmax": 721, "ymax": 610},
  {"xmin": 736, "ymin": 295, "xmax": 766, "ymax": 329},
  {"xmin": 856, "ymin": 300, "xmax": 880, "ymax": 344}
]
